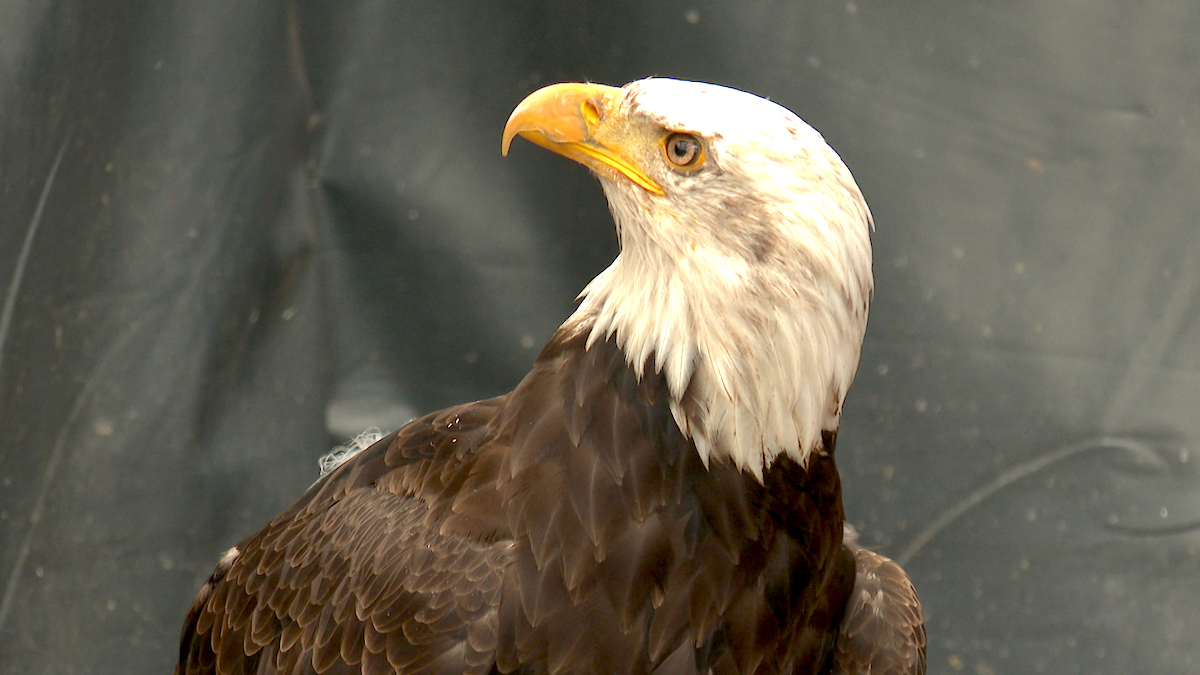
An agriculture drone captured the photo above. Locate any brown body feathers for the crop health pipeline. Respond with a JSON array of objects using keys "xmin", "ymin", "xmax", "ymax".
[{"xmin": 177, "ymin": 334, "xmax": 924, "ymax": 674}]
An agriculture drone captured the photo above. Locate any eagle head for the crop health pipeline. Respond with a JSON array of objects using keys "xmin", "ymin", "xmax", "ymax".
[{"xmin": 503, "ymin": 78, "xmax": 873, "ymax": 480}]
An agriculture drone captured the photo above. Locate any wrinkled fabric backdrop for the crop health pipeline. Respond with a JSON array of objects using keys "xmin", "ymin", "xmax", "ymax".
[{"xmin": 2, "ymin": 2, "xmax": 1198, "ymax": 673}]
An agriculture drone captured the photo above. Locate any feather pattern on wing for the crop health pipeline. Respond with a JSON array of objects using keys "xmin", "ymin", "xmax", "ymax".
[
  {"xmin": 176, "ymin": 400, "xmax": 513, "ymax": 675},
  {"xmin": 831, "ymin": 526, "xmax": 928, "ymax": 674}
]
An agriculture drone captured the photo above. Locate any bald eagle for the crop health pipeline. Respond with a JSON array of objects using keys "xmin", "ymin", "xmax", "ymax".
[{"xmin": 176, "ymin": 79, "xmax": 925, "ymax": 674}]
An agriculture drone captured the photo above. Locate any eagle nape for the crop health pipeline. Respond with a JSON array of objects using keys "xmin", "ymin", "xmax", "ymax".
[{"xmin": 177, "ymin": 78, "xmax": 925, "ymax": 675}]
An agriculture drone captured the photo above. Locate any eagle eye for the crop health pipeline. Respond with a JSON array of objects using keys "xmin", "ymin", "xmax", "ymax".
[{"xmin": 663, "ymin": 133, "xmax": 704, "ymax": 169}]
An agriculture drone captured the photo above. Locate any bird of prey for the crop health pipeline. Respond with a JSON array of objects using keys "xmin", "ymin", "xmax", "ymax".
[{"xmin": 176, "ymin": 78, "xmax": 925, "ymax": 674}]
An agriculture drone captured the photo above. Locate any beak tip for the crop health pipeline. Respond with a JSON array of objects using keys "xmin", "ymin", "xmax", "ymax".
[
  {"xmin": 501, "ymin": 114, "xmax": 525, "ymax": 157},
  {"xmin": 501, "ymin": 129, "xmax": 523, "ymax": 157}
]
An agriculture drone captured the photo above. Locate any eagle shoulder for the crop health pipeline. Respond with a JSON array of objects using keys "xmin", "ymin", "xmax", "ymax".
[
  {"xmin": 175, "ymin": 398, "xmax": 512, "ymax": 675},
  {"xmin": 831, "ymin": 527, "xmax": 927, "ymax": 675}
]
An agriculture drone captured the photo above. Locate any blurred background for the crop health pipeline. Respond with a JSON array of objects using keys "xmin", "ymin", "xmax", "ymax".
[{"xmin": 2, "ymin": 1, "xmax": 1199, "ymax": 672}]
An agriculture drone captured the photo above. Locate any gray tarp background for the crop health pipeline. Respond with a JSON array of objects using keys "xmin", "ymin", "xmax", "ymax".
[{"xmin": 2, "ymin": 1, "xmax": 1199, "ymax": 673}]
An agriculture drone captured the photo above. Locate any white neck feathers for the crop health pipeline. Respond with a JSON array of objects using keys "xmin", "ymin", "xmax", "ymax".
[{"xmin": 566, "ymin": 151, "xmax": 872, "ymax": 481}]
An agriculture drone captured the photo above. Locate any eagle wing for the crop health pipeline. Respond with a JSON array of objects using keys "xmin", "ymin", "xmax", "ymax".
[
  {"xmin": 830, "ymin": 528, "xmax": 927, "ymax": 675},
  {"xmin": 176, "ymin": 398, "xmax": 513, "ymax": 675}
]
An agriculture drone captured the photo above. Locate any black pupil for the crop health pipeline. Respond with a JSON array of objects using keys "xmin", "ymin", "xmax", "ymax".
[{"xmin": 670, "ymin": 136, "xmax": 697, "ymax": 165}]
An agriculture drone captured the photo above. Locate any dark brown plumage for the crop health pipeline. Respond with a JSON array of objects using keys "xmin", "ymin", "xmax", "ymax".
[
  {"xmin": 832, "ymin": 530, "xmax": 927, "ymax": 674},
  {"xmin": 177, "ymin": 333, "xmax": 922, "ymax": 674},
  {"xmin": 177, "ymin": 78, "xmax": 925, "ymax": 674}
]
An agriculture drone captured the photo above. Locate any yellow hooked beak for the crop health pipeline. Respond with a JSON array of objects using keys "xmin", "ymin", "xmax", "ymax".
[{"xmin": 502, "ymin": 82, "xmax": 665, "ymax": 196}]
